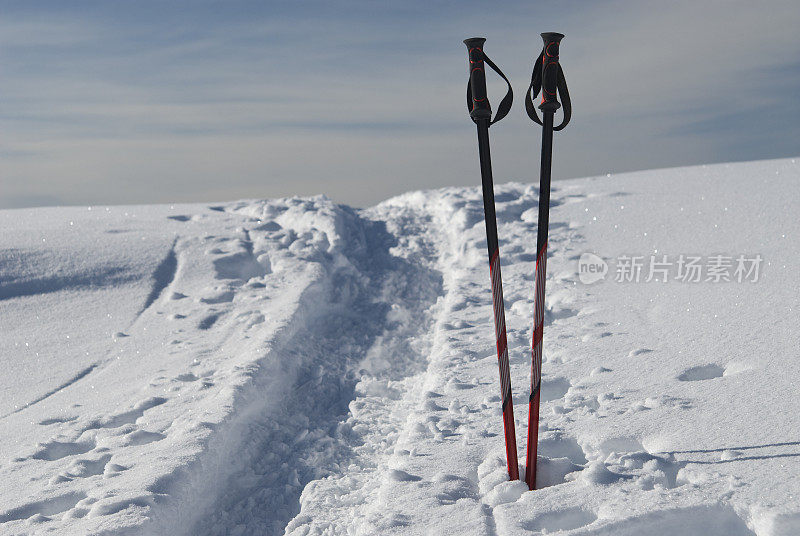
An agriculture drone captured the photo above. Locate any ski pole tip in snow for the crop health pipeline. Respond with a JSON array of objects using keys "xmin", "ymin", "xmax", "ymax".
[
  {"xmin": 524, "ymin": 30, "xmax": 570, "ymax": 491},
  {"xmin": 462, "ymin": 35, "xmax": 518, "ymax": 480}
]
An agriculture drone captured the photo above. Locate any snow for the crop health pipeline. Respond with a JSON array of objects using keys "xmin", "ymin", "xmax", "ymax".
[{"xmin": 1, "ymin": 157, "xmax": 799, "ymax": 535}]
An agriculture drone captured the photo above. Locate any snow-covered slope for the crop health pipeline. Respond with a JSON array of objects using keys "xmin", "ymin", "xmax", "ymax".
[{"xmin": 1, "ymin": 158, "xmax": 798, "ymax": 536}]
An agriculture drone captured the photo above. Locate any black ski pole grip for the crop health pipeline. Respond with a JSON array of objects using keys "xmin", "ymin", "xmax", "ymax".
[
  {"xmin": 539, "ymin": 32, "xmax": 564, "ymax": 112},
  {"xmin": 464, "ymin": 37, "xmax": 492, "ymax": 122}
]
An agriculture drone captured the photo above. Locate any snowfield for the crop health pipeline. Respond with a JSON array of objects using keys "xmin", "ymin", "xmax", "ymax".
[{"xmin": 1, "ymin": 158, "xmax": 799, "ymax": 536}]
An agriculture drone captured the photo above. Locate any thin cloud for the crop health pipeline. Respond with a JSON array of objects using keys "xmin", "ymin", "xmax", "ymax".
[{"xmin": 1, "ymin": 1, "xmax": 798, "ymax": 209}]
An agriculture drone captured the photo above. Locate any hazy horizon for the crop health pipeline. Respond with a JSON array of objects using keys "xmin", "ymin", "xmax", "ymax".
[{"xmin": 3, "ymin": 0, "xmax": 799, "ymax": 209}]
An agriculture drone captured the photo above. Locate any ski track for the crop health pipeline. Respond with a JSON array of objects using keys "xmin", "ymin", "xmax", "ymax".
[
  {"xmin": 139, "ymin": 239, "xmax": 179, "ymax": 315},
  {"xmin": 187, "ymin": 201, "xmax": 444, "ymax": 535},
  {"xmin": 284, "ymin": 184, "xmax": 593, "ymax": 535},
  {"xmin": 4, "ymin": 236, "xmax": 180, "ymax": 421},
  {"xmin": 1, "ymin": 364, "xmax": 99, "ymax": 419}
]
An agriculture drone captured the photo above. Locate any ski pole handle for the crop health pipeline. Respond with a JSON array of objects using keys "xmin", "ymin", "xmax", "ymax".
[
  {"xmin": 464, "ymin": 37, "xmax": 492, "ymax": 122},
  {"xmin": 539, "ymin": 32, "xmax": 564, "ymax": 112}
]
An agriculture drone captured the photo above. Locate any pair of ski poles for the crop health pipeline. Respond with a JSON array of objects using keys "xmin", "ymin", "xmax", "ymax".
[{"xmin": 464, "ymin": 33, "xmax": 571, "ymax": 490}]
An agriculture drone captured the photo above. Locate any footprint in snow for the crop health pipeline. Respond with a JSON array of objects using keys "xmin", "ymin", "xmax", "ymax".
[
  {"xmin": 572, "ymin": 436, "xmax": 690, "ymax": 490},
  {"xmin": 537, "ymin": 431, "xmax": 588, "ymax": 466},
  {"xmin": 442, "ymin": 320, "xmax": 472, "ymax": 330},
  {"xmin": 83, "ymin": 396, "xmax": 167, "ymax": 430},
  {"xmin": 0, "ymin": 492, "xmax": 87, "ymax": 523},
  {"xmin": 31, "ymin": 439, "xmax": 95, "ymax": 461},
  {"xmin": 581, "ymin": 331, "xmax": 612, "ymax": 342},
  {"xmin": 614, "ymin": 451, "xmax": 685, "ymax": 488},
  {"xmin": 424, "ymin": 399, "xmax": 446, "ymax": 411},
  {"xmin": 591, "ymin": 505, "xmax": 755, "ymax": 535},
  {"xmin": 175, "ymin": 372, "xmax": 198, "ymax": 382},
  {"xmin": 545, "ymin": 304, "xmax": 579, "ymax": 323},
  {"xmin": 388, "ymin": 469, "xmax": 422, "ymax": 482},
  {"xmin": 540, "ymin": 377, "xmax": 571, "ymax": 402},
  {"xmin": 199, "ymin": 289, "xmax": 234, "ymax": 304},
  {"xmin": 433, "ymin": 474, "xmax": 476, "ymax": 505},
  {"xmin": 87, "ymin": 495, "xmax": 154, "ymax": 518},
  {"xmin": 198, "ymin": 313, "xmax": 221, "ymax": 330},
  {"xmin": 123, "ymin": 430, "xmax": 165, "ymax": 447},
  {"xmin": 50, "ymin": 454, "xmax": 115, "ymax": 484},
  {"xmin": 535, "ymin": 456, "xmax": 585, "ymax": 488},
  {"xmin": 678, "ymin": 364, "xmax": 724, "ymax": 382},
  {"xmin": 446, "ymin": 378, "xmax": 477, "ymax": 390},
  {"xmin": 630, "ymin": 395, "xmax": 693, "ymax": 412},
  {"xmin": 521, "ymin": 507, "xmax": 597, "ymax": 533},
  {"xmin": 38, "ymin": 415, "xmax": 78, "ymax": 426},
  {"xmin": 253, "ymin": 220, "xmax": 282, "ymax": 232}
]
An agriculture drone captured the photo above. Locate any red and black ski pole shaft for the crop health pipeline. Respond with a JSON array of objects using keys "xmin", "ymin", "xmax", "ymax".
[
  {"xmin": 464, "ymin": 37, "xmax": 519, "ymax": 481},
  {"xmin": 524, "ymin": 32, "xmax": 571, "ymax": 490}
]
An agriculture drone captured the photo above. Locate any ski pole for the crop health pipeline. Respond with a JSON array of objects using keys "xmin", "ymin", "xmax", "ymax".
[
  {"xmin": 463, "ymin": 37, "xmax": 518, "ymax": 481},
  {"xmin": 524, "ymin": 32, "xmax": 572, "ymax": 490}
]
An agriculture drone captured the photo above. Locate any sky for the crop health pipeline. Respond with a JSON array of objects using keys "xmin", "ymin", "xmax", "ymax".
[{"xmin": 1, "ymin": 0, "xmax": 799, "ymax": 209}]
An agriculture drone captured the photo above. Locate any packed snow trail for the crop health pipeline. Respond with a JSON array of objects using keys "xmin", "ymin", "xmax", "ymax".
[
  {"xmin": 191, "ymin": 200, "xmax": 444, "ymax": 534},
  {"xmin": 286, "ymin": 183, "xmax": 592, "ymax": 534},
  {"xmin": 0, "ymin": 158, "xmax": 799, "ymax": 535}
]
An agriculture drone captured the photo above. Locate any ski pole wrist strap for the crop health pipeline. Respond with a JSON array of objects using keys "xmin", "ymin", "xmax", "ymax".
[
  {"xmin": 525, "ymin": 49, "xmax": 572, "ymax": 131},
  {"xmin": 465, "ymin": 40, "xmax": 514, "ymax": 125}
]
